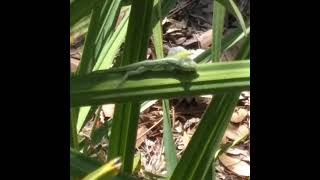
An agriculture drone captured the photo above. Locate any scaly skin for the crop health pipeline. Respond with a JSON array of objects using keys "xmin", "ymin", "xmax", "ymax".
[{"xmin": 94, "ymin": 49, "xmax": 197, "ymax": 87}]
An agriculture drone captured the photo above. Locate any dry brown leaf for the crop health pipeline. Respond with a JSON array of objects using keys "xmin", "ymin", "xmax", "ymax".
[
  {"xmin": 70, "ymin": 59, "xmax": 79, "ymax": 72},
  {"xmin": 182, "ymin": 37, "xmax": 198, "ymax": 46},
  {"xmin": 237, "ymin": 125, "xmax": 250, "ymax": 137},
  {"xmin": 226, "ymin": 147, "xmax": 250, "ymax": 163},
  {"xmin": 241, "ymin": 91, "xmax": 250, "ymax": 97},
  {"xmin": 199, "ymin": 94, "xmax": 213, "ymax": 99},
  {"xmin": 226, "ymin": 147, "xmax": 243, "ymax": 156},
  {"xmin": 240, "ymin": 153, "xmax": 250, "ymax": 162},
  {"xmin": 216, "ymin": 164, "xmax": 226, "ymax": 180},
  {"xmin": 175, "ymin": 37, "xmax": 187, "ymax": 45},
  {"xmin": 187, "ymin": 127, "xmax": 196, "ymax": 135},
  {"xmin": 219, "ymin": 153, "xmax": 250, "ymax": 177},
  {"xmin": 136, "ymin": 126, "xmax": 148, "ymax": 148},
  {"xmin": 99, "ymin": 111, "xmax": 105, "ymax": 124},
  {"xmin": 181, "ymin": 131, "xmax": 191, "ymax": 148},
  {"xmin": 221, "ymin": 42, "xmax": 242, "ymax": 61},
  {"xmin": 194, "ymin": 95, "xmax": 212, "ymax": 105},
  {"xmin": 174, "ymin": 121, "xmax": 183, "ymax": 133},
  {"xmin": 231, "ymin": 108, "xmax": 248, "ymax": 123},
  {"xmin": 102, "ymin": 104, "xmax": 115, "ymax": 118},
  {"xmin": 177, "ymin": 142, "xmax": 184, "ymax": 150},
  {"xmin": 145, "ymin": 138, "xmax": 155, "ymax": 147},
  {"xmin": 202, "ymin": 6, "xmax": 213, "ymax": 14},
  {"xmin": 198, "ymin": 29, "xmax": 212, "ymax": 49},
  {"xmin": 222, "ymin": 124, "xmax": 250, "ymax": 143},
  {"xmin": 183, "ymin": 118, "xmax": 200, "ymax": 130}
]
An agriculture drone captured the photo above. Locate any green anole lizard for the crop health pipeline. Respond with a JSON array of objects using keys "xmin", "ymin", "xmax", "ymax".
[{"xmin": 105, "ymin": 48, "xmax": 198, "ymax": 87}]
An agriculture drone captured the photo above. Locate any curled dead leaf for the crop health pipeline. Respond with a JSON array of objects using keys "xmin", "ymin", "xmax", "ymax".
[
  {"xmin": 136, "ymin": 126, "xmax": 148, "ymax": 148},
  {"xmin": 198, "ymin": 29, "xmax": 212, "ymax": 49},
  {"xmin": 181, "ymin": 131, "xmax": 191, "ymax": 148},
  {"xmin": 222, "ymin": 124, "xmax": 250, "ymax": 144},
  {"xmin": 175, "ymin": 123, "xmax": 183, "ymax": 133},
  {"xmin": 70, "ymin": 59, "xmax": 79, "ymax": 72},
  {"xmin": 226, "ymin": 147, "xmax": 250, "ymax": 163},
  {"xmin": 175, "ymin": 37, "xmax": 187, "ymax": 44},
  {"xmin": 219, "ymin": 153, "xmax": 250, "ymax": 177},
  {"xmin": 231, "ymin": 108, "xmax": 248, "ymax": 123},
  {"xmin": 102, "ymin": 104, "xmax": 115, "ymax": 118}
]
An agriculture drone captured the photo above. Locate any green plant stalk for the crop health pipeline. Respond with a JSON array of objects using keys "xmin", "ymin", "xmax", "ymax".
[
  {"xmin": 212, "ymin": 0, "xmax": 226, "ymax": 62},
  {"xmin": 93, "ymin": 0, "xmax": 123, "ymax": 63},
  {"xmin": 82, "ymin": 157, "xmax": 121, "ymax": 180},
  {"xmin": 209, "ymin": 2, "xmax": 224, "ymax": 179},
  {"xmin": 151, "ymin": 0, "xmax": 164, "ymax": 58},
  {"xmin": 104, "ymin": 0, "xmax": 180, "ymax": 154},
  {"xmin": 71, "ymin": 149, "xmax": 138, "ymax": 179},
  {"xmin": 162, "ymin": 99, "xmax": 178, "ymax": 176},
  {"xmin": 70, "ymin": 0, "xmax": 100, "ymax": 28},
  {"xmin": 74, "ymin": 0, "xmax": 186, "ymax": 134},
  {"xmin": 212, "ymin": 29, "xmax": 250, "ymax": 161},
  {"xmin": 151, "ymin": 0, "xmax": 178, "ymax": 176},
  {"xmin": 107, "ymin": 0, "xmax": 155, "ymax": 173},
  {"xmin": 75, "ymin": 4, "xmax": 98, "ymax": 75},
  {"xmin": 87, "ymin": 100, "xmax": 159, "ymax": 149},
  {"xmin": 70, "ymin": 60, "xmax": 249, "ymax": 107},
  {"xmin": 94, "ymin": 7, "xmax": 130, "ymax": 71},
  {"xmin": 77, "ymin": 0, "xmax": 121, "ymax": 75},
  {"xmin": 70, "ymin": 148, "xmax": 102, "ymax": 178},
  {"xmin": 77, "ymin": 105, "xmax": 98, "ymax": 133},
  {"xmin": 75, "ymin": 0, "xmax": 123, "ymax": 134},
  {"xmin": 224, "ymin": 26, "xmax": 250, "ymax": 50},
  {"xmin": 161, "ymin": 0, "xmax": 177, "ymax": 17},
  {"xmin": 70, "ymin": 14, "xmax": 90, "ymax": 34},
  {"xmin": 204, "ymin": 166, "xmax": 213, "ymax": 180},
  {"xmin": 226, "ymin": 0, "xmax": 247, "ymax": 36},
  {"xmin": 235, "ymin": 35, "xmax": 250, "ymax": 60},
  {"xmin": 76, "ymin": 7, "xmax": 130, "ymax": 133},
  {"xmin": 215, "ymin": 131, "xmax": 249, "ymax": 160},
  {"xmin": 169, "ymin": 92, "xmax": 241, "ymax": 180},
  {"xmin": 71, "ymin": 60, "xmax": 249, "ymax": 107},
  {"xmin": 194, "ymin": 26, "xmax": 250, "ymax": 64},
  {"xmin": 71, "ymin": 1, "xmax": 105, "ymax": 148},
  {"xmin": 202, "ymin": 2, "xmax": 228, "ymax": 179},
  {"xmin": 108, "ymin": 103, "xmax": 140, "ymax": 173},
  {"xmin": 71, "ymin": 108, "xmax": 79, "ymax": 150},
  {"xmin": 216, "ymin": 0, "xmax": 247, "ymax": 36}
]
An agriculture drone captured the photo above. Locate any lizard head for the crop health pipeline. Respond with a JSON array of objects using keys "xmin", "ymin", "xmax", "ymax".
[
  {"xmin": 167, "ymin": 46, "xmax": 197, "ymax": 71},
  {"xmin": 178, "ymin": 58, "xmax": 198, "ymax": 71}
]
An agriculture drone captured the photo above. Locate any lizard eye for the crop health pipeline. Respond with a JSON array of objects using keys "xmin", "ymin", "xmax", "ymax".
[{"xmin": 180, "ymin": 60, "xmax": 188, "ymax": 66}]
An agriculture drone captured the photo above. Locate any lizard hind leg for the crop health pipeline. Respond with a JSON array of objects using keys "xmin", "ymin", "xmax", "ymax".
[{"xmin": 115, "ymin": 66, "xmax": 148, "ymax": 88}]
